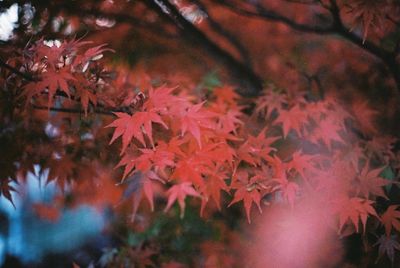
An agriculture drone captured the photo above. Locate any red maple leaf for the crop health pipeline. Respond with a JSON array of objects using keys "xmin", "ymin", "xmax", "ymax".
[
  {"xmin": 107, "ymin": 111, "xmax": 168, "ymax": 153},
  {"xmin": 310, "ymin": 119, "xmax": 344, "ymax": 149},
  {"xmin": 23, "ymin": 68, "xmax": 75, "ymax": 107},
  {"xmin": 229, "ymin": 170, "xmax": 270, "ymax": 223},
  {"xmin": 143, "ymin": 86, "xmax": 185, "ymax": 114},
  {"xmin": 271, "ymin": 178, "xmax": 299, "ymax": 208},
  {"xmin": 381, "ymin": 205, "xmax": 400, "ymax": 236},
  {"xmin": 237, "ymin": 129, "xmax": 279, "ymax": 166},
  {"xmin": 120, "ymin": 171, "xmax": 164, "ymax": 221},
  {"xmin": 72, "ymin": 74, "xmax": 97, "ymax": 115},
  {"xmin": 75, "ymin": 43, "xmax": 114, "ymax": 64},
  {"xmin": 116, "ymin": 140, "xmax": 176, "ymax": 179},
  {"xmin": 179, "ymin": 102, "xmax": 216, "ymax": 147},
  {"xmin": 336, "ymin": 197, "xmax": 378, "ymax": 234},
  {"xmin": 287, "ymin": 151, "xmax": 317, "ymax": 179},
  {"xmin": 356, "ymin": 162, "xmax": 390, "ymax": 199},
  {"xmin": 274, "ymin": 105, "xmax": 308, "ymax": 138},
  {"xmin": 347, "ymin": 0, "xmax": 386, "ymax": 42},
  {"xmin": 164, "ymin": 182, "xmax": 201, "ymax": 218},
  {"xmin": 200, "ymin": 164, "xmax": 230, "ymax": 212},
  {"xmin": 0, "ymin": 179, "xmax": 17, "ymax": 208},
  {"xmin": 255, "ymin": 89, "xmax": 287, "ymax": 119},
  {"xmin": 216, "ymin": 107, "xmax": 244, "ymax": 134},
  {"xmin": 171, "ymin": 159, "xmax": 205, "ymax": 187}
]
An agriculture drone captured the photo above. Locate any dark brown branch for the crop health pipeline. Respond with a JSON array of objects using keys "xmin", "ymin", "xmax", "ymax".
[
  {"xmin": 284, "ymin": 0, "xmax": 320, "ymax": 5},
  {"xmin": 144, "ymin": 0, "xmax": 263, "ymax": 96},
  {"xmin": 213, "ymin": 0, "xmax": 400, "ymax": 92},
  {"xmin": 59, "ymin": 4, "xmax": 179, "ymax": 39},
  {"xmin": 193, "ymin": 0, "xmax": 253, "ymax": 67},
  {"xmin": 0, "ymin": 58, "xmax": 35, "ymax": 81},
  {"xmin": 213, "ymin": 0, "xmax": 335, "ymax": 34},
  {"xmin": 31, "ymin": 104, "xmax": 115, "ymax": 115}
]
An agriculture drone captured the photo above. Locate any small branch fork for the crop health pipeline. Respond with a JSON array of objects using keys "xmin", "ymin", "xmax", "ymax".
[{"xmin": 211, "ymin": 0, "xmax": 400, "ymax": 91}]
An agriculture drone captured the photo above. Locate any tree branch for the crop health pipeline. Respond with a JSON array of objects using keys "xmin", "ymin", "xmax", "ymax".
[
  {"xmin": 193, "ymin": 0, "xmax": 253, "ymax": 67},
  {"xmin": 144, "ymin": 0, "xmax": 263, "ymax": 96},
  {"xmin": 327, "ymin": 0, "xmax": 400, "ymax": 90},
  {"xmin": 0, "ymin": 58, "xmax": 35, "ymax": 81},
  {"xmin": 31, "ymin": 104, "xmax": 115, "ymax": 115},
  {"xmin": 213, "ymin": 0, "xmax": 400, "ymax": 92},
  {"xmin": 213, "ymin": 0, "xmax": 335, "ymax": 34}
]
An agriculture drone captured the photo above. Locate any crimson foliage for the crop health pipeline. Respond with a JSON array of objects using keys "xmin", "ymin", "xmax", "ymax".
[{"xmin": 1, "ymin": 0, "xmax": 400, "ymax": 267}]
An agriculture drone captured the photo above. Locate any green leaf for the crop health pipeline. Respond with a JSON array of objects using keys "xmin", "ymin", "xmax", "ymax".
[{"xmin": 380, "ymin": 166, "xmax": 395, "ymax": 191}]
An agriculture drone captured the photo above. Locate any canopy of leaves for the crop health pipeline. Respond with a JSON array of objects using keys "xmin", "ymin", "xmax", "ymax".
[{"xmin": 0, "ymin": 0, "xmax": 400, "ymax": 267}]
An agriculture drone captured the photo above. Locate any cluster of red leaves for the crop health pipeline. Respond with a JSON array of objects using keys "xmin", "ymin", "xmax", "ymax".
[
  {"xmin": 3, "ymin": 38, "xmax": 400, "ymax": 264},
  {"xmin": 107, "ymin": 79, "xmax": 398, "ymax": 238},
  {"xmin": 341, "ymin": 0, "xmax": 398, "ymax": 42},
  {"xmin": 21, "ymin": 38, "xmax": 113, "ymax": 114},
  {"xmin": 109, "ymin": 83, "xmax": 400, "ymax": 262}
]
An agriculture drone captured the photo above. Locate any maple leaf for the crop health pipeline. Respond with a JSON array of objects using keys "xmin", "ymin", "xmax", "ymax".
[
  {"xmin": 34, "ymin": 39, "xmax": 67, "ymax": 67},
  {"xmin": 160, "ymin": 138, "xmax": 186, "ymax": 158},
  {"xmin": 107, "ymin": 111, "xmax": 168, "ymax": 153},
  {"xmin": 265, "ymin": 155, "xmax": 286, "ymax": 181},
  {"xmin": 229, "ymin": 171, "xmax": 270, "ymax": 223},
  {"xmin": 120, "ymin": 171, "xmax": 164, "ymax": 221},
  {"xmin": 271, "ymin": 178, "xmax": 299, "ymax": 208},
  {"xmin": 164, "ymin": 182, "xmax": 201, "ymax": 218},
  {"xmin": 374, "ymin": 235, "xmax": 400, "ymax": 264},
  {"xmin": 143, "ymin": 86, "xmax": 185, "ymax": 113},
  {"xmin": 116, "ymin": 145, "xmax": 175, "ymax": 180},
  {"xmin": 255, "ymin": 89, "xmax": 287, "ymax": 119},
  {"xmin": 200, "ymin": 164, "xmax": 230, "ymax": 212},
  {"xmin": 215, "ymin": 106, "xmax": 244, "ymax": 134},
  {"xmin": 79, "ymin": 43, "xmax": 114, "ymax": 64},
  {"xmin": 287, "ymin": 151, "xmax": 317, "ymax": 179},
  {"xmin": 365, "ymin": 136, "xmax": 396, "ymax": 162},
  {"xmin": 337, "ymin": 197, "xmax": 378, "ymax": 234},
  {"xmin": 23, "ymin": 68, "xmax": 75, "ymax": 107},
  {"xmin": 179, "ymin": 102, "xmax": 216, "ymax": 147},
  {"xmin": 347, "ymin": 0, "xmax": 386, "ymax": 42},
  {"xmin": 274, "ymin": 105, "xmax": 308, "ymax": 138},
  {"xmin": 237, "ymin": 129, "xmax": 279, "ymax": 166},
  {"xmin": 310, "ymin": 119, "xmax": 345, "ymax": 149},
  {"xmin": 192, "ymin": 142, "xmax": 233, "ymax": 167},
  {"xmin": 0, "ymin": 178, "xmax": 17, "ymax": 208},
  {"xmin": 171, "ymin": 159, "xmax": 205, "ymax": 187},
  {"xmin": 381, "ymin": 205, "xmax": 400, "ymax": 236},
  {"xmin": 356, "ymin": 162, "xmax": 390, "ymax": 199},
  {"xmin": 72, "ymin": 74, "xmax": 97, "ymax": 115}
]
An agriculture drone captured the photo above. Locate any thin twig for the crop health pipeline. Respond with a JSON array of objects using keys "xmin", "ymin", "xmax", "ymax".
[
  {"xmin": 31, "ymin": 104, "xmax": 114, "ymax": 115},
  {"xmin": 0, "ymin": 58, "xmax": 35, "ymax": 81}
]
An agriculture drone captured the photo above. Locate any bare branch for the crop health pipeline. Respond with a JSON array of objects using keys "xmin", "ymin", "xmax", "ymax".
[
  {"xmin": 31, "ymin": 104, "xmax": 114, "ymax": 115},
  {"xmin": 213, "ymin": 0, "xmax": 335, "ymax": 34},
  {"xmin": 212, "ymin": 0, "xmax": 400, "ymax": 91},
  {"xmin": 0, "ymin": 57, "xmax": 35, "ymax": 81},
  {"xmin": 193, "ymin": 0, "xmax": 253, "ymax": 67},
  {"xmin": 144, "ymin": 0, "xmax": 264, "ymax": 96}
]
